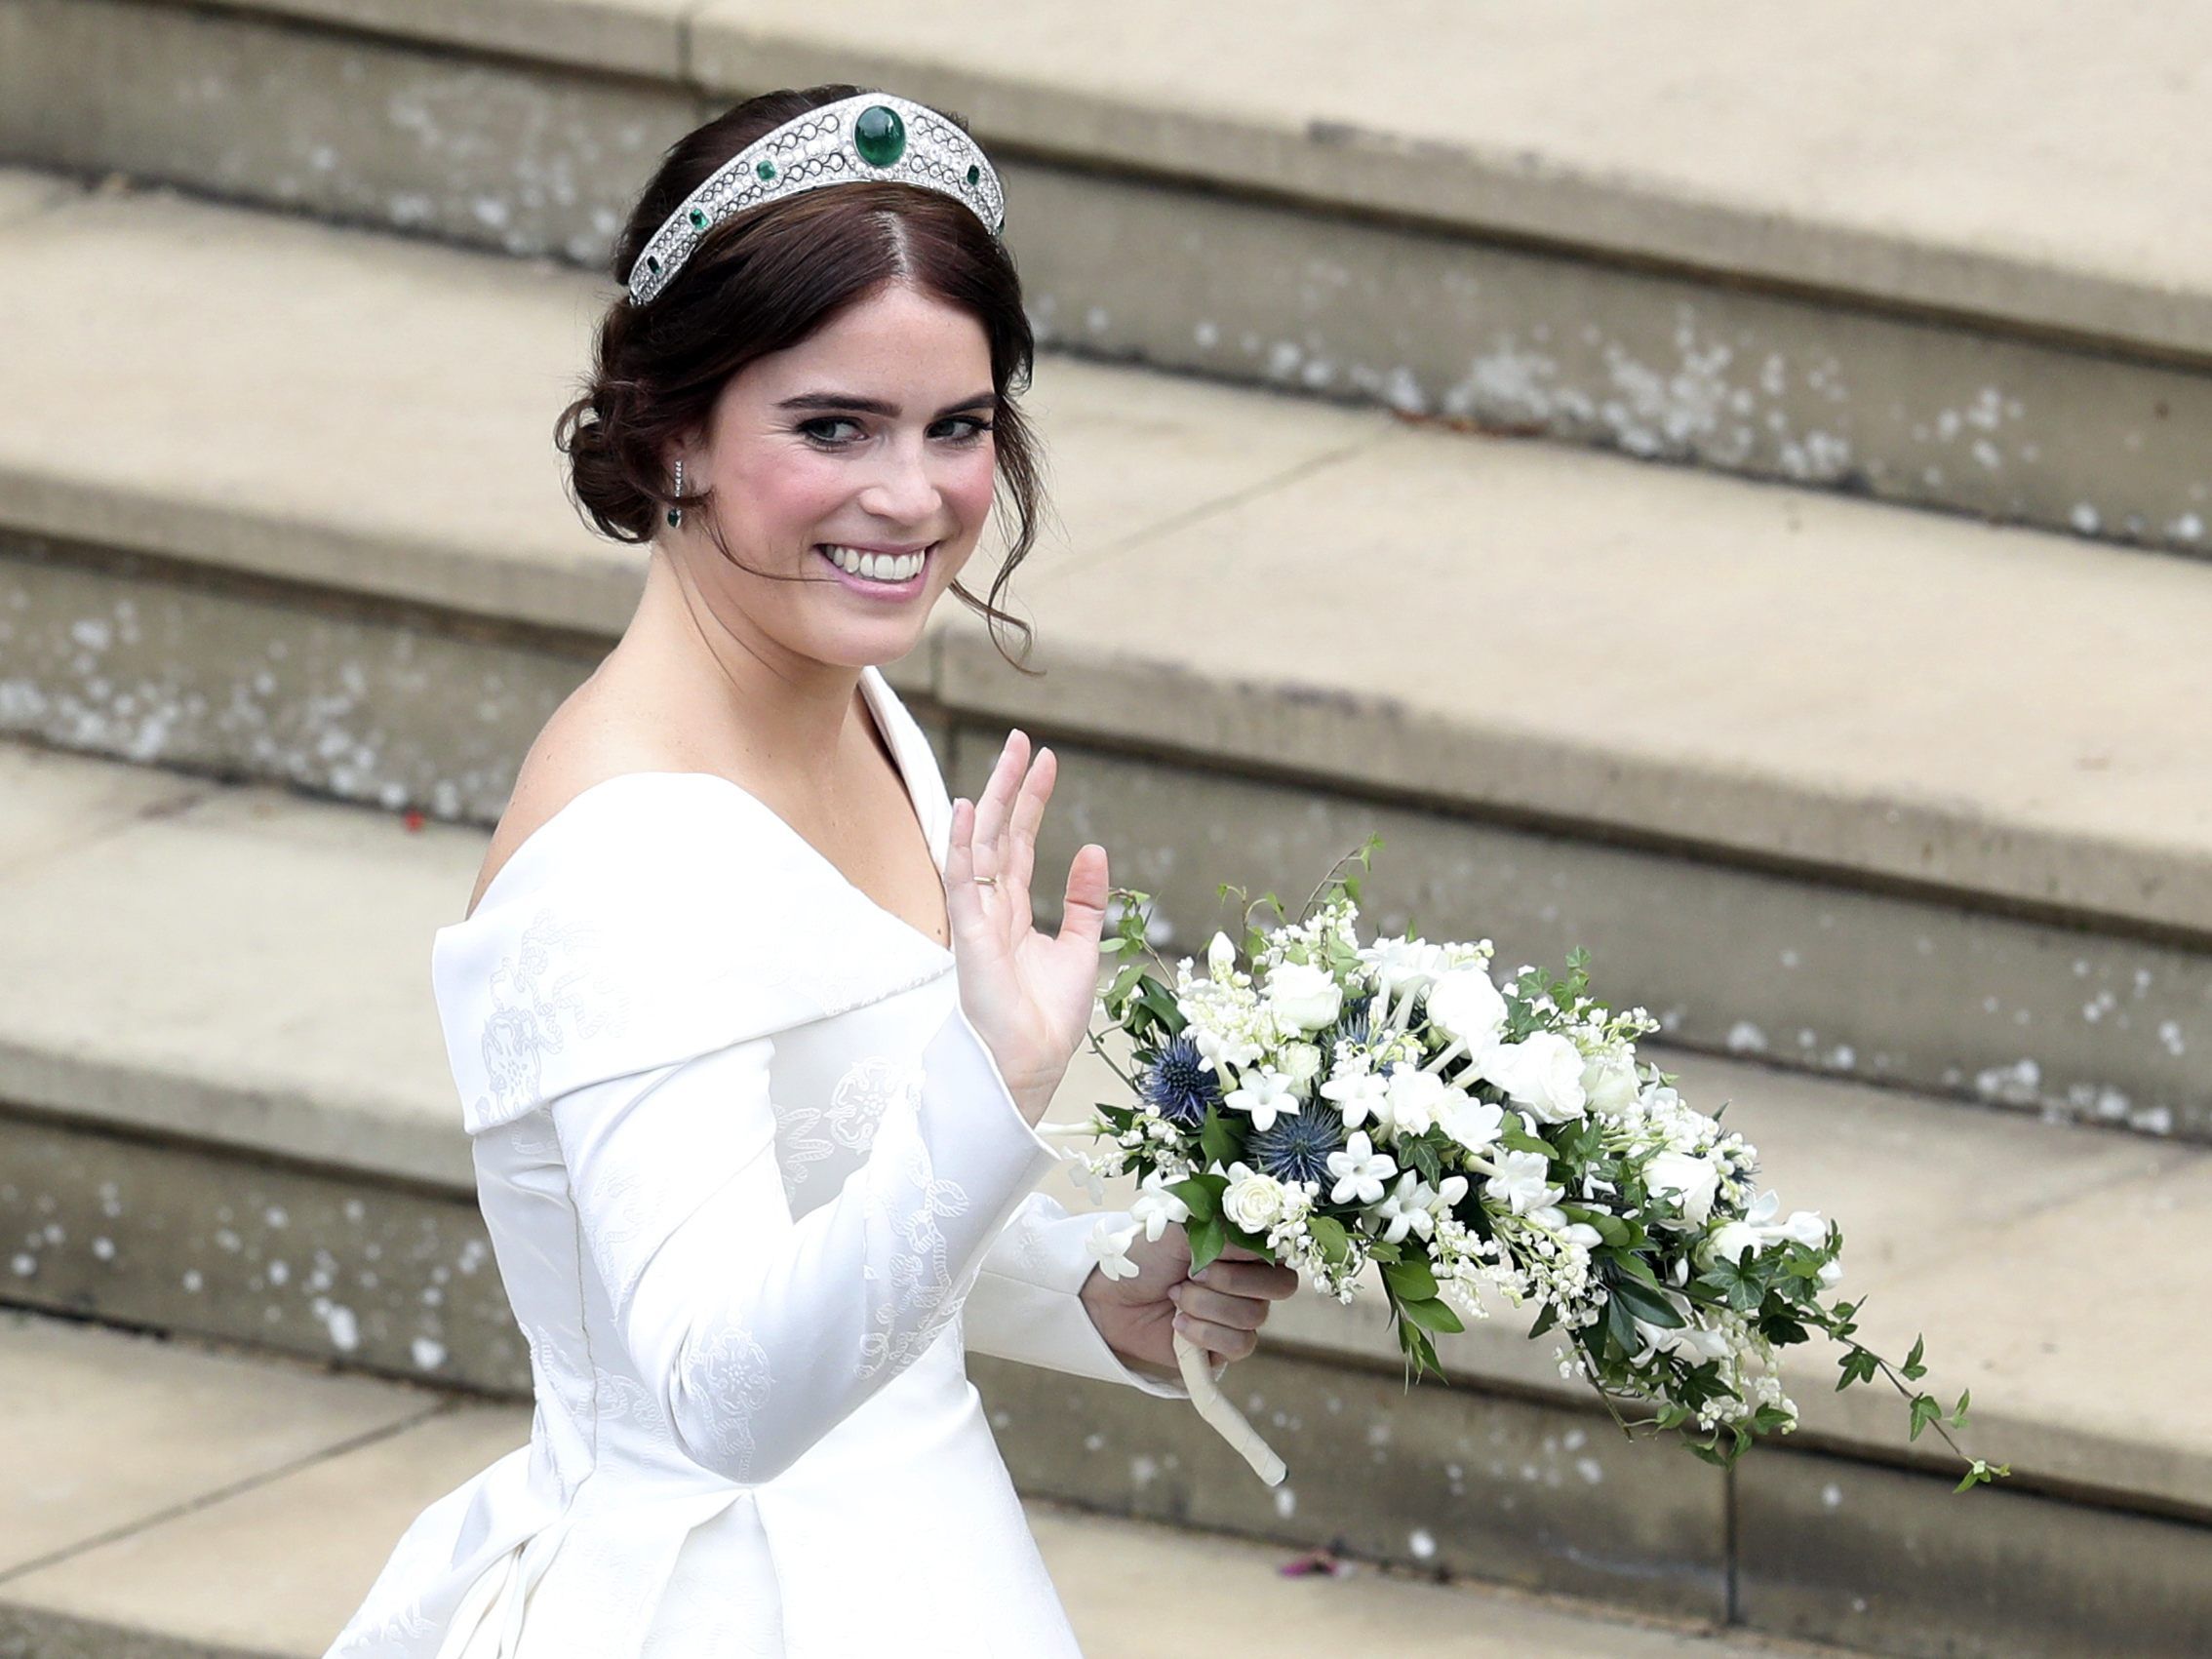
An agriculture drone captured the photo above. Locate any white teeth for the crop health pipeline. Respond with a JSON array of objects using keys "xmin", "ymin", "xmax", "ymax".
[{"xmin": 821, "ymin": 544, "xmax": 927, "ymax": 581}]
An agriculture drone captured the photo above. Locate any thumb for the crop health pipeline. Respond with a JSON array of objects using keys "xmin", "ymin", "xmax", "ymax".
[{"xmin": 1056, "ymin": 841, "xmax": 1108, "ymax": 952}]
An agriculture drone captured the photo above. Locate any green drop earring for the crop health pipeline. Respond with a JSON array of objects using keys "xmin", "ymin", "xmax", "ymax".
[{"xmin": 666, "ymin": 457, "xmax": 684, "ymax": 529}]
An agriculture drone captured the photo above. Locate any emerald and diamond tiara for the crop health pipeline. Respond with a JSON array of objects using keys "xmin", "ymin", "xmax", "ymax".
[{"xmin": 625, "ymin": 93, "xmax": 1007, "ymax": 307}]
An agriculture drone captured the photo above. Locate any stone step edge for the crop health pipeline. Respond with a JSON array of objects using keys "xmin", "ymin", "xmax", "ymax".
[
  {"xmin": 131, "ymin": 0, "xmax": 2212, "ymax": 363},
  {"xmin": 4, "ymin": 473, "xmax": 2203, "ymax": 947},
  {"xmin": 6, "ymin": 1044, "xmax": 2201, "ymax": 1526}
]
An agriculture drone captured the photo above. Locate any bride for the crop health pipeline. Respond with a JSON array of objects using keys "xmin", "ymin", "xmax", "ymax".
[{"xmin": 325, "ymin": 85, "xmax": 1297, "ymax": 1655}]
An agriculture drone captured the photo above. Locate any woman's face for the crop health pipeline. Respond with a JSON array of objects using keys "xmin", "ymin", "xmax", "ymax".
[{"xmin": 676, "ymin": 278, "xmax": 1002, "ymax": 671}]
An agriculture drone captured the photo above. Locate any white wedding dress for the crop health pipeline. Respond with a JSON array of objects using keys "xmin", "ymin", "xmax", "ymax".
[{"xmin": 326, "ymin": 664, "xmax": 1213, "ymax": 1658}]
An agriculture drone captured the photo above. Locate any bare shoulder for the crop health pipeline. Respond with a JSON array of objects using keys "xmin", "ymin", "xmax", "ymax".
[{"xmin": 464, "ymin": 683, "xmax": 696, "ymax": 920}]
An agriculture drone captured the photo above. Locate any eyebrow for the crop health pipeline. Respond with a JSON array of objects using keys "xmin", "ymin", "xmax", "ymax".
[{"xmin": 775, "ymin": 391, "xmax": 999, "ymax": 417}]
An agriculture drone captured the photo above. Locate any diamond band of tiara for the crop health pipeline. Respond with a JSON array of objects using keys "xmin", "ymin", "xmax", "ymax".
[{"xmin": 625, "ymin": 93, "xmax": 1007, "ymax": 307}]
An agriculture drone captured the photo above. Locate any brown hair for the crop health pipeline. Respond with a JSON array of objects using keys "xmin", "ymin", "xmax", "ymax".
[{"xmin": 554, "ymin": 85, "xmax": 1050, "ymax": 674}]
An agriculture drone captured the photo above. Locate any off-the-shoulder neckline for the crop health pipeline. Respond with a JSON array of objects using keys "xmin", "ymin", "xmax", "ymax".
[{"xmin": 455, "ymin": 666, "xmax": 952, "ymax": 961}]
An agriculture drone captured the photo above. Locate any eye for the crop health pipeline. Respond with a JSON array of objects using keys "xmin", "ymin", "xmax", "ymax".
[
  {"xmin": 941, "ymin": 416, "xmax": 996, "ymax": 444},
  {"xmin": 798, "ymin": 416, "xmax": 863, "ymax": 447}
]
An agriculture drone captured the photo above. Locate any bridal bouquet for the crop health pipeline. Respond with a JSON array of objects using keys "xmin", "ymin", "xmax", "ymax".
[{"xmin": 1044, "ymin": 839, "xmax": 2007, "ymax": 1494}]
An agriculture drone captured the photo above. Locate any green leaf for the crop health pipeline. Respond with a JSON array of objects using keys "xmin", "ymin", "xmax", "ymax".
[
  {"xmin": 1498, "ymin": 1121, "xmax": 1553, "ymax": 1157},
  {"xmin": 1902, "ymin": 1333, "xmax": 1927, "ymax": 1380},
  {"xmin": 1186, "ymin": 1212, "xmax": 1226, "ymax": 1275},
  {"xmin": 1398, "ymin": 1295, "xmax": 1464, "ymax": 1335},
  {"xmin": 1529, "ymin": 1302, "xmax": 1560, "ymax": 1339},
  {"xmin": 1167, "ymin": 1177, "xmax": 1217, "ymax": 1221},
  {"xmin": 1952, "ymin": 1388, "xmax": 1971, "ymax": 1426},
  {"xmin": 1307, "ymin": 1213, "xmax": 1350, "ymax": 1265},
  {"xmin": 1561, "ymin": 1204, "xmax": 1631, "ymax": 1247},
  {"xmin": 1383, "ymin": 1257, "xmax": 1439, "ymax": 1301},
  {"xmin": 1199, "ymin": 1103, "xmax": 1241, "ymax": 1169},
  {"xmin": 1908, "ymin": 1393, "xmax": 1940, "ymax": 1442},
  {"xmin": 1607, "ymin": 1276, "xmax": 1685, "ymax": 1330}
]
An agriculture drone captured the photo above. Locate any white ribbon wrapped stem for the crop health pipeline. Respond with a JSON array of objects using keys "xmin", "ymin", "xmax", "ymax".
[{"xmin": 1174, "ymin": 1329, "xmax": 1287, "ymax": 1486}]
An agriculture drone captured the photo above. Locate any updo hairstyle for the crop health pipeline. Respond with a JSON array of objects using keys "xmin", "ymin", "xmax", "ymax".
[{"xmin": 554, "ymin": 84, "xmax": 1050, "ymax": 673}]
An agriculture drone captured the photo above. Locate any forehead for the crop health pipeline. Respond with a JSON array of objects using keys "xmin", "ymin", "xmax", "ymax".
[{"xmin": 741, "ymin": 282, "xmax": 991, "ymax": 398}]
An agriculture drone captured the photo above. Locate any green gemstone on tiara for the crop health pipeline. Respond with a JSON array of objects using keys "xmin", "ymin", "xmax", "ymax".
[
  {"xmin": 756, "ymin": 158, "xmax": 776, "ymax": 181},
  {"xmin": 647, "ymin": 256, "xmax": 660, "ymax": 272},
  {"xmin": 853, "ymin": 104, "xmax": 905, "ymax": 168},
  {"xmin": 966, "ymin": 163, "xmax": 980, "ymax": 185},
  {"xmin": 688, "ymin": 207, "xmax": 708, "ymax": 229}
]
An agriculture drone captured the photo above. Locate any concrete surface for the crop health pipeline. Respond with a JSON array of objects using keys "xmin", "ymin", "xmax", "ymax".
[
  {"xmin": 5, "ymin": 5, "xmax": 2209, "ymax": 547},
  {"xmin": 0, "ymin": 740, "xmax": 2206, "ymax": 1522},
  {"xmin": 0, "ymin": 1312, "xmax": 1863, "ymax": 1658},
  {"xmin": 1, "ymin": 171, "xmax": 2206, "ymax": 943}
]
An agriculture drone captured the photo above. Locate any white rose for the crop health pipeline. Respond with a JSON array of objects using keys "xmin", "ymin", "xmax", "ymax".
[
  {"xmin": 1481, "ymin": 1033, "xmax": 1590, "ymax": 1124},
  {"xmin": 1222, "ymin": 1161, "xmax": 1290, "ymax": 1232},
  {"xmin": 1424, "ymin": 967, "xmax": 1507, "ymax": 1051},
  {"xmin": 1280, "ymin": 1040, "xmax": 1323, "ymax": 1092},
  {"xmin": 1709, "ymin": 1219, "xmax": 1764, "ymax": 1264},
  {"xmin": 1580, "ymin": 1048, "xmax": 1639, "ymax": 1116},
  {"xmin": 1646, "ymin": 1149, "xmax": 1722, "ymax": 1227},
  {"xmin": 1264, "ymin": 962, "xmax": 1343, "ymax": 1033}
]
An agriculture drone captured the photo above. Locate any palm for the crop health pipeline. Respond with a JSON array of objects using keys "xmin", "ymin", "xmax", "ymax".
[{"xmin": 944, "ymin": 730, "xmax": 1109, "ymax": 1106}]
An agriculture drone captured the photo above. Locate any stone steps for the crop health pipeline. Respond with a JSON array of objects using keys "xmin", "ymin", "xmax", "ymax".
[
  {"xmin": 0, "ymin": 740, "xmax": 2206, "ymax": 1658},
  {"xmin": 0, "ymin": 167, "xmax": 2207, "ymax": 1139},
  {"xmin": 8, "ymin": 1312, "xmax": 1882, "ymax": 1658},
  {"xmin": 0, "ymin": 0, "xmax": 2207, "ymax": 550}
]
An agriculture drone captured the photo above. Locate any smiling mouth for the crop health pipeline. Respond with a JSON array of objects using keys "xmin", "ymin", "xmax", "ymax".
[{"xmin": 813, "ymin": 542, "xmax": 937, "ymax": 585}]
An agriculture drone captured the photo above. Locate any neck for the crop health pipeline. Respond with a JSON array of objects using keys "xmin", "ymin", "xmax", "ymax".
[{"xmin": 612, "ymin": 544, "xmax": 870, "ymax": 788}]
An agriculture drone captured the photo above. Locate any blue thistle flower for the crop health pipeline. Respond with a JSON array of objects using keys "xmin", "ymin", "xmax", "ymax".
[
  {"xmin": 1139, "ymin": 1033, "xmax": 1219, "ymax": 1128},
  {"xmin": 1327, "ymin": 990, "xmax": 1382, "ymax": 1049},
  {"xmin": 1246, "ymin": 1107, "xmax": 1346, "ymax": 1190}
]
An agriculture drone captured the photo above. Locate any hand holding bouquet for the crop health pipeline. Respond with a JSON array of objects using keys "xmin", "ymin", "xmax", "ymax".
[{"xmin": 1042, "ymin": 839, "xmax": 2007, "ymax": 1494}]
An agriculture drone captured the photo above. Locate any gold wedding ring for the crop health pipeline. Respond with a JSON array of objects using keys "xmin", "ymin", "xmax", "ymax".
[{"xmin": 974, "ymin": 874, "xmax": 999, "ymax": 888}]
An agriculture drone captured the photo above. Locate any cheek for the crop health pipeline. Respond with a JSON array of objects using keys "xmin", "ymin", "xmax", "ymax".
[
  {"xmin": 947, "ymin": 448, "xmax": 1001, "ymax": 520},
  {"xmin": 735, "ymin": 449, "xmax": 849, "ymax": 527}
]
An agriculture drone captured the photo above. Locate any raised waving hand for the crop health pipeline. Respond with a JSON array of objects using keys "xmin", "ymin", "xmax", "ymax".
[{"xmin": 945, "ymin": 729, "xmax": 1108, "ymax": 1123}]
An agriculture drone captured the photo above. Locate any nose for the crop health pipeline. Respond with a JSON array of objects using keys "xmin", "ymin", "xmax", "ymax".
[{"xmin": 856, "ymin": 431, "xmax": 944, "ymax": 531}]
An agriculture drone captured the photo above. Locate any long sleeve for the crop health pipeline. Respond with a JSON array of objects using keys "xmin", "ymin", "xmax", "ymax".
[
  {"xmin": 966, "ymin": 1193, "xmax": 1221, "ymax": 1401},
  {"xmin": 550, "ymin": 997, "xmax": 1060, "ymax": 1485}
]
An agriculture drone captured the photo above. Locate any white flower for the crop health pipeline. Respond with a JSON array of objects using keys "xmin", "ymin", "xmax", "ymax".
[
  {"xmin": 1326, "ymin": 1129, "xmax": 1398, "ymax": 1206},
  {"xmin": 1816, "ymin": 1258, "xmax": 1843, "ymax": 1286},
  {"xmin": 1484, "ymin": 1148, "xmax": 1560, "ymax": 1216},
  {"xmin": 1712, "ymin": 1188, "xmax": 1829, "ymax": 1263},
  {"xmin": 1207, "ymin": 929, "xmax": 1240, "ymax": 983},
  {"xmin": 1223, "ymin": 1161, "xmax": 1292, "ymax": 1232},
  {"xmin": 1129, "ymin": 1172, "xmax": 1192, "ymax": 1244},
  {"xmin": 1280, "ymin": 1040, "xmax": 1323, "ymax": 1092},
  {"xmin": 1223, "ymin": 1066, "xmax": 1302, "ymax": 1132},
  {"xmin": 1383, "ymin": 1062, "xmax": 1449, "ymax": 1136},
  {"xmin": 1480, "ymin": 1033, "xmax": 1590, "ymax": 1124},
  {"xmin": 1646, "ymin": 1149, "xmax": 1722, "ymax": 1227},
  {"xmin": 1084, "ymin": 1216, "xmax": 1142, "ymax": 1281},
  {"xmin": 1319, "ymin": 1068, "xmax": 1390, "ymax": 1130},
  {"xmin": 1437, "ymin": 1092, "xmax": 1506, "ymax": 1155},
  {"xmin": 1264, "ymin": 961, "xmax": 1343, "ymax": 1033},
  {"xmin": 1424, "ymin": 967, "xmax": 1507, "ymax": 1053},
  {"xmin": 1066, "ymin": 1158, "xmax": 1107, "ymax": 1205},
  {"xmin": 1372, "ymin": 1168, "xmax": 1470, "ymax": 1244},
  {"xmin": 1580, "ymin": 1048, "xmax": 1640, "ymax": 1116},
  {"xmin": 1185, "ymin": 1017, "xmax": 1261, "ymax": 1075}
]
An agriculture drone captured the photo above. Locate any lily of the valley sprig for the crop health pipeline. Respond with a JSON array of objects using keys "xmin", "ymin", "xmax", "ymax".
[{"xmin": 1044, "ymin": 836, "xmax": 2009, "ymax": 1493}]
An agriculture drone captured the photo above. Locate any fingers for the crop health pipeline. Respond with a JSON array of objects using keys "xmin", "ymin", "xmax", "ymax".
[
  {"xmin": 970, "ymin": 728, "xmax": 1030, "ymax": 885},
  {"xmin": 1170, "ymin": 1285, "xmax": 1261, "ymax": 1360},
  {"xmin": 1190, "ymin": 1255, "xmax": 1300, "ymax": 1299},
  {"xmin": 1004, "ymin": 743, "xmax": 1047, "ymax": 935}
]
